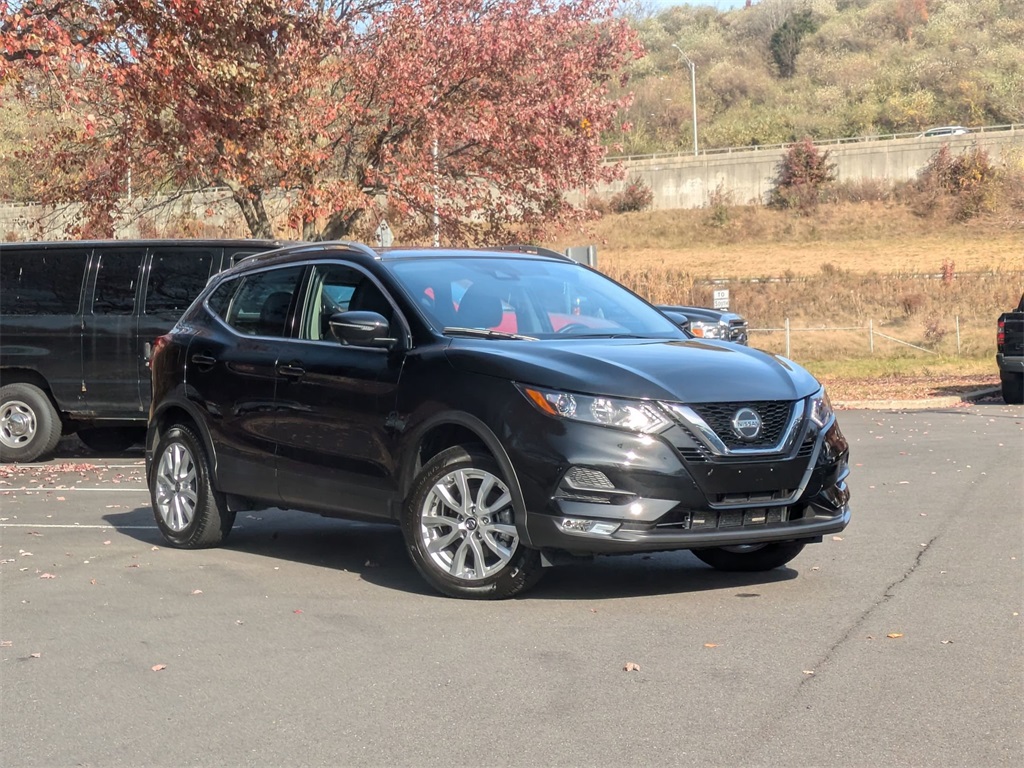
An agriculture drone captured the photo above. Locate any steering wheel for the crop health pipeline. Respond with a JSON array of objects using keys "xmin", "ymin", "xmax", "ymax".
[{"xmin": 555, "ymin": 322, "xmax": 591, "ymax": 334}]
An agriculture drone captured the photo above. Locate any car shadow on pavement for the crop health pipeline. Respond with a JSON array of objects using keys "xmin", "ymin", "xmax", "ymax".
[{"xmin": 104, "ymin": 509, "xmax": 800, "ymax": 600}]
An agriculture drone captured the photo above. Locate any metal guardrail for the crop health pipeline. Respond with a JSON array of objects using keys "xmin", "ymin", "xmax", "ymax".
[{"xmin": 606, "ymin": 123, "xmax": 1022, "ymax": 164}]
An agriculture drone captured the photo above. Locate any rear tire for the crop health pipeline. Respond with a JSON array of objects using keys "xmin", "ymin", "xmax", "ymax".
[
  {"xmin": 1000, "ymin": 372, "xmax": 1023, "ymax": 405},
  {"xmin": 77, "ymin": 426, "xmax": 146, "ymax": 453},
  {"xmin": 692, "ymin": 542, "xmax": 806, "ymax": 572},
  {"xmin": 0, "ymin": 383, "xmax": 62, "ymax": 463},
  {"xmin": 150, "ymin": 424, "xmax": 235, "ymax": 548},
  {"xmin": 402, "ymin": 445, "xmax": 543, "ymax": 599}
]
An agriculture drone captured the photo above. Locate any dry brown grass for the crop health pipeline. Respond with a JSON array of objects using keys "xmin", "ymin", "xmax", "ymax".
[
  {"xmin": 549, "ymin": 202, "xmax": 1022, "ymax": 388},
  {"xmin": 549, "ymin": 202, "xmax": 1023, "ymax": 277}
]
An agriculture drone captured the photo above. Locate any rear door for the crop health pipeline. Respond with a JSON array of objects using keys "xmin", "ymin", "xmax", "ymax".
[
  {"xmin": 138, "ymin": 244, "xmax": 220, "ymax": 408},
  {"xmin": 82, "ymin": 245, "xmax": 146, "ymax": 417},
  {"xmin": 186, "ymin": 265, "xmax": 306, "ymax": 502}
]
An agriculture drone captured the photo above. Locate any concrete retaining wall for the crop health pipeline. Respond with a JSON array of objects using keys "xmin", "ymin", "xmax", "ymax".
[
  {"xmin": 2, "ymin": 130, "xmax": 1021, "ymax": 240},
  {"xmin": 594, "ymin": 129, "xmax": 1022, "ymax": 209}
]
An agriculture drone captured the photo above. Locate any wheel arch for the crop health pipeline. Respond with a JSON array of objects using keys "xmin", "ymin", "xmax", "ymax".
[
  {"xmin": 147, "ymin": 395, "xmax": 223, "ymax": 489},
  {"xmin": 400, "ymin": 411, "xmax": 534, "ymax": 548},
  {"xmin": 0, "ymin": 369, "xmax": 60, "ymax": 411}
]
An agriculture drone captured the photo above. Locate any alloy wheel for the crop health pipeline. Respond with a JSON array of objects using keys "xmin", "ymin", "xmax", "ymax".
[
  {"xmin": 418, "ymin": 467, "xmax": 519, "ymax": 581},
  {"xmin": 154, "ymin": 441, "xmax": 198, "ymax": 532}
]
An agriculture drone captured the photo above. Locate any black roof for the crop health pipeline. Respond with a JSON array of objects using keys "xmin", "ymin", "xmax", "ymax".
[{"xmin": 0, "ymin": 238, "xmax": 287, "ymax": 250}]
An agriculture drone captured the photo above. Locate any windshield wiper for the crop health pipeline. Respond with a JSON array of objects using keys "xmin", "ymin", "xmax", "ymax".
[{"xmin": 443, "ymin": 326, "xmax": 538, "ymax": 341}]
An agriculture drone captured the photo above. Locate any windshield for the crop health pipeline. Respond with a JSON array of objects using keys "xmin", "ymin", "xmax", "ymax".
[{"xmin": 385, "ymin": 256, "xmax": 684, "ymax": 339}]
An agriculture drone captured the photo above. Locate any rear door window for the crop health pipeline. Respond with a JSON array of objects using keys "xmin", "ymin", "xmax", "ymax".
[
  {"xmin": 208, "ymin": 267, "xmax": 305, "ymax": 337},
  {"xmin": 92, "ymin": 248, "xmax": 145, "ymax": 315},
  {"xmin": 0, "ymin": 247, "xmax": 88, "ymax": 315},
  {"xmin": 144, "ymin": 247, "xmax": 218, "ymax": 317}
]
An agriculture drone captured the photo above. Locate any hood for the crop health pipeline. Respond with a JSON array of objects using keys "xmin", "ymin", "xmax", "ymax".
[{"xmin": 445, "ymin": 338, "xmax": 820, "ymax": 404}]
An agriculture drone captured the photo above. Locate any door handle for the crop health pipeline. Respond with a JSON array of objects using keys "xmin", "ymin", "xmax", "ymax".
[
  {"xmin": 276, "ymin": 363, "xmax": 305, "ymax": 379},
  {"xmin": 191, "ymin": 353, "xmax": 217, "ymax": 369}
]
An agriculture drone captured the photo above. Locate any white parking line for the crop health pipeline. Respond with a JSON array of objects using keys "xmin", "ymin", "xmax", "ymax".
[
  {"xmin": 0, "ymin": 522, "xmax": 157, "ymax": 529},
  {"xmin": 1, "ymin": 487, "xmax": 148, "ymax": 492}
]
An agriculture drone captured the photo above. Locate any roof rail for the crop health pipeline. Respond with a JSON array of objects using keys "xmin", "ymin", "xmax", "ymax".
[
  {"xmin": 235, "ymin": 239, "xmax": 379, "ymax": 264},
  {"xmin": 498, "ymin": 244, "xmax": 570, "ymax": 261}
]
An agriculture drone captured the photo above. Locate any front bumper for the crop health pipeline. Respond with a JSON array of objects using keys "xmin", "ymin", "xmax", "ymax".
[{"xmin": 507, "ymin": 401, "xmax": 851, "ymax": 556}]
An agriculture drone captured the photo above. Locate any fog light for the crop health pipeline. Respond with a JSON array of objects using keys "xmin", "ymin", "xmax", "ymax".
[
  {"xmin": 560, "ymin": 518, "xmax": 620, "ymax": 536},
  {"xmin": 564, "ymin": 466, "xmax": 615, "ymax": 491}
]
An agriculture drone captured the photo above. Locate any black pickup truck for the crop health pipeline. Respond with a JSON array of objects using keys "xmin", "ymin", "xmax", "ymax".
[{"xmin": 997, "ymin": 294, "xmax": 1024, "ymax": 404}]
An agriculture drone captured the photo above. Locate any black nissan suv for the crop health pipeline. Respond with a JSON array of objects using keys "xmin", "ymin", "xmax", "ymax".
[{"xmin": 147, "ymin": 241, "xmax": 851, "ymax": 598}]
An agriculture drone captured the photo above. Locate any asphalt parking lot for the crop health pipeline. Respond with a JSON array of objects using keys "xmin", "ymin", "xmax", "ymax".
[{"xmin": 1, "ymin": 404, "xmax": 1021, "ymax": 768}]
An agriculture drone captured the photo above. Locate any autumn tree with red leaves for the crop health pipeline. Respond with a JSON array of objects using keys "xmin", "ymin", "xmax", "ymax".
[{"xmin": 1, "ymin": 0, "xmax": 640, "ymax": 242}]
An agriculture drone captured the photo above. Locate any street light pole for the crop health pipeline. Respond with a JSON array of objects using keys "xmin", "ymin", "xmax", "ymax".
[{"xmin": 672, "ymin": 44, "xmax": 698, "ymax": 157}]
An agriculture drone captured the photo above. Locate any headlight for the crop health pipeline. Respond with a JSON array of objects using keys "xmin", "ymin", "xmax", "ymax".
[
  {"xmin": 689, "ymin": 321, "xmax": 726, "ymax": 339},
  {"xmin": 518, "ymin": 385, "xmax": 671, "ymax": 434},
  {"xmin": 809, "ymin": 387, "xmax": 835, "ymax": 427}
]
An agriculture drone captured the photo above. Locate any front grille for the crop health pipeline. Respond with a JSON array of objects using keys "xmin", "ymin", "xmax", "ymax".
[
  {"xmin": 713, "ymin": 489, "xmax": 794, "ymax": 505},
  {"xmin": 728, "ymin": 320, "xmax": 749, "ymax": 344},
  {"xmin": 689, "ymin": 401, "xmax": 794, "ymax": 449}
]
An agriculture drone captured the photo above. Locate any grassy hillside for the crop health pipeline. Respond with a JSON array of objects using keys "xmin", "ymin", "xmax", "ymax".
[{"xmin": 612, "ymin": 0, "xmax": 1023, "ymax": 154}]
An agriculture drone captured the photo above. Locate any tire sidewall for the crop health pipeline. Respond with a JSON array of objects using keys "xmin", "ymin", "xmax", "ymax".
[
  {"xmin": 402, "ymin": 446, "xmax": 541, "ymax": 599},
  {"xmin": 150, "ymin": 425, "xmax": 230, "ymax": 547},
  {"xmin": 0, "ymin": 383, "xmax": 62, "ymax": 463}
]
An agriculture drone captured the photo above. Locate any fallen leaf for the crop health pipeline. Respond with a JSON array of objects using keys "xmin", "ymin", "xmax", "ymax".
[
  {"xmin": 703, "ymin": 643, "xmax": 719, "ymax": 648},
  {"xmin": 0, "ymin": 640, "xmax": 12, "ymax": 647},
  {"xmin": 151, "ymin": 664, "xmax": 167, "ymax": 672},
  {"xmin": 886, "ymin": 633, "xmax": 904, "ymax": 639},
  {"xmin": 56, "ymin": 496, "xmax": 65, "ymax": 501},
  {"xmin": 30, "ymin": 652, "xmax": 41, "ymax": 658},
  {"xmin": 127, "ymin": 563, "xmax": 140, "ymax": 568},
  {"xmin": 802, "ymin": 670, "xmax": 815, "ymax": 675},
  {"xmin": 103, "ymin": 541, "xmax": 111, "ymax": 545},
  {"xmin": 623, "ymin": 662, "xmax": 640, "ymax": 672},
  {"xmin": 190, "ymin": 589, "xmax": 203, "ymax": 595},
  {"xmin": 39, "ymin": 573, "xmax": 57, "ymax": 579},
  {"xmin": 941, "ymin": 640, "xmax": 954, "ymax": 645},
  {"xmin": 293, "ymin": 609, "xmax": 303, "ymax": 614},
  {"xmin": 832, "ymin": 536, "xmax": 844, "ymax": 541},
  {"xmin": 89, "ymin": 579, "xmax": 96, "ymax": 585}
]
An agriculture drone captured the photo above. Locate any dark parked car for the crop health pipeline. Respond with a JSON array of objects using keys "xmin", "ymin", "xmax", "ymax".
[
  {"xmin": 657, "ymin": 304, "xmax": 749, "ymax": 344},
  {"xmin": 146, "ymin": 242, "xmax": 851, "ymax": 599},
  {"xmin": 997, "ymin": 293, "xmax": 1024, "ymax": 404},
  {"xmin": 0, "ymin": 239, "xmax": 282, "ymax": 461}
]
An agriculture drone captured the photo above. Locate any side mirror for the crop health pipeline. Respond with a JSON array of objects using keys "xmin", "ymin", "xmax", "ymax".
[{"xmin": 328, "ymin": 311, "xmax": 396, "ymax": 348}]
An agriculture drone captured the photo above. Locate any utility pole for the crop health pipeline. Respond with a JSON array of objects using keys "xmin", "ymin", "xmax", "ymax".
[{"xmin": 672, "ymin": 44, "xmax": 699, "ymax": 157}]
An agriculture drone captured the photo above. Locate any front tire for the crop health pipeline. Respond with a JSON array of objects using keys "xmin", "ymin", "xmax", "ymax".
[
  {"xmin": 1000, "ymin": 372, "xmax": 1023, "ymax": 405},
  {"xmin": 692, "ymin": 542, "xmax": 806, "ymax": 572},
  {"xmin": 402, "ymin": 446, "xmax": 542, "ymax": 599},
  {"xmin": 150, "ymin": 424, "xmax": 235, "ymax": 548},
  {"xmin": 0, "ymin": 383, "xmax": 62, "ymax": 463}
]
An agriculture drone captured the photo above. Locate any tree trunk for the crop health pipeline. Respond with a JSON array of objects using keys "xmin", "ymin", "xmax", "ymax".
[
  {"xmin": 319, "ymin": 208, "xmax": 364, "ymax": 241},
  {"xmin": 224, "ymin": 181, "xmax": 274, "ymax": 239}
]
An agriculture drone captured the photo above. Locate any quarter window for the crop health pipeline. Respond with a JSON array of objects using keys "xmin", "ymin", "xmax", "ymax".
[{"xmin": 145, "ymin": 247, "xmax": 217, "ymax": 316}]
